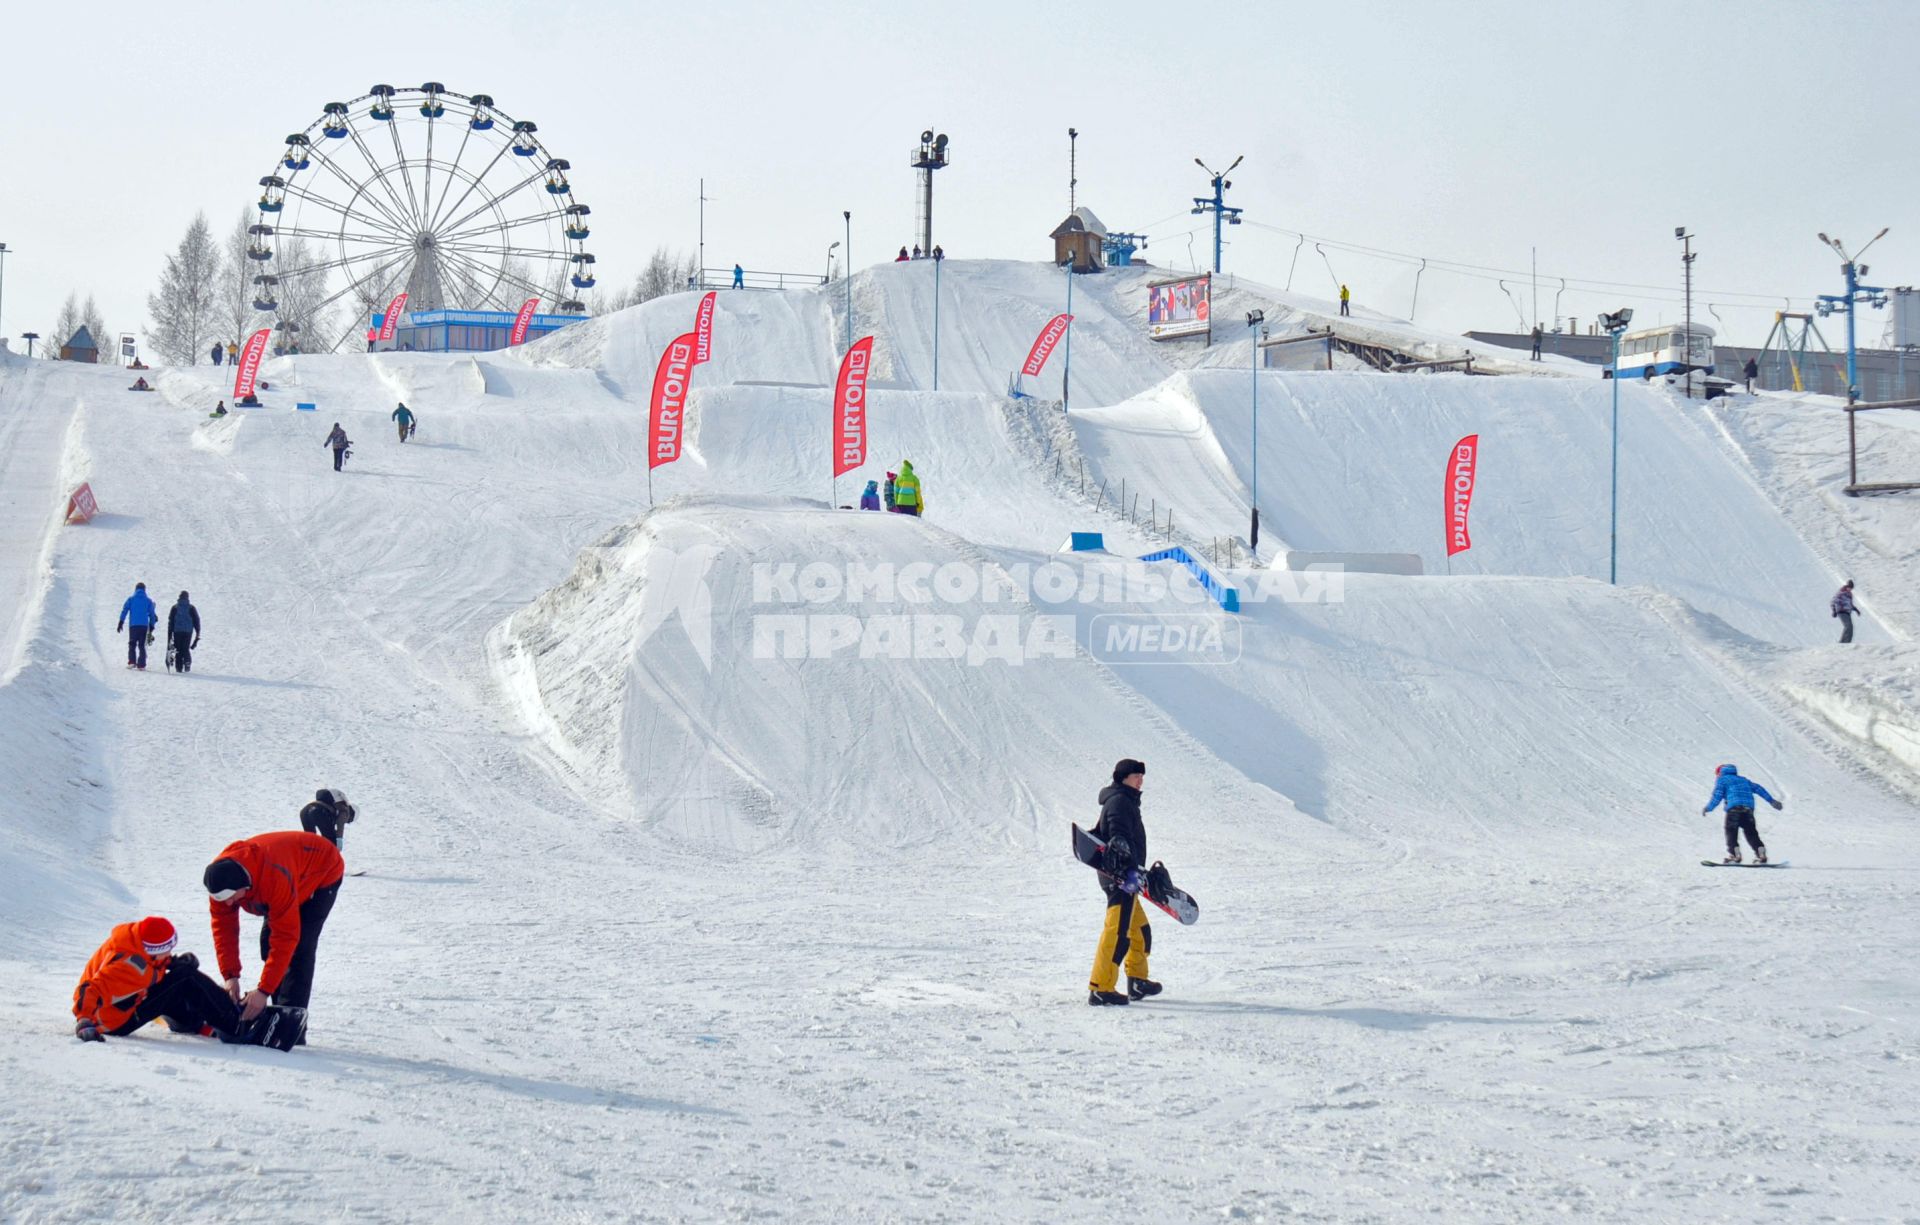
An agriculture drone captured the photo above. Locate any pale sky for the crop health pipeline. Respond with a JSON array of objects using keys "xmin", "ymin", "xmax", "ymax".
[{"xmin": 2, "ymin": 0, "xmax": 1914, "ymax": 353}]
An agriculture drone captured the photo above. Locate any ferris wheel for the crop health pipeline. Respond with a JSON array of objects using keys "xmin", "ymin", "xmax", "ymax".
[{"xmin": 248, "ymin": 82, "xmax": 595, "ymax": 352}]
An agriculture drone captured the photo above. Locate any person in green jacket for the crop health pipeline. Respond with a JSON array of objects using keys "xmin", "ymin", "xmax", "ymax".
[
  {"xmin": 890, "ymin": 460, "xmax": 923, "ymax": 517},
  {"xmin": 391, "ymin": 402, "xmax": 416, "ymax": 443}
]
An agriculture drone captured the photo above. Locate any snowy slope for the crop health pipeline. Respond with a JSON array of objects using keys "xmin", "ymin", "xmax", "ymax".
[{"xmin": 3, "ymin": 260, "xmax": 1919, "ymax": 1223}]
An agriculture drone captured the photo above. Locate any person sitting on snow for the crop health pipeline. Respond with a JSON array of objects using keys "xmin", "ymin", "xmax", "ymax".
[
  {"xmin": 72, "ymin": 916, "xmax": 241, "ymax": 1042},
  {"xmin": 129, "ymin": 377, "xmax": 151, "ymax": 391}
]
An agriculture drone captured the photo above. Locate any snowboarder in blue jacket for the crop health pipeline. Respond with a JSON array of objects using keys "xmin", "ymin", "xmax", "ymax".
[
  {"xmin": 1703, "ymin": 763, "xmax": 1780, "ymax": 863},
  {"xmin": 115, "ymin": 582, "xmax": 158, "ymax": 670}
]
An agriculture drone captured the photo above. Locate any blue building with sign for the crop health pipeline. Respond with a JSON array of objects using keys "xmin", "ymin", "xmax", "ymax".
[{"xmin": 378, "ymin": 308, "xmax": 589, "ymax": 353}]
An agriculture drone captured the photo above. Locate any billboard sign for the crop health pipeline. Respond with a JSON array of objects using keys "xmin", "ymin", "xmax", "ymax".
[{"xmin": 1147, "ymin": 274, "xmax": 1211, "ymax": 340}]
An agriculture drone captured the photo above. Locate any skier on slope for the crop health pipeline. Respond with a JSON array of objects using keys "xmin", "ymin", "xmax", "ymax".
[
  {"xmin": 1088, "ymin": 758, "xmax": 1161, "ymax": 1006},
  {"xmin": 71, "ymin": 916, "xmax": 243, "ymax": 1043},
  {"xmin": 323, "ymin": 422, "xmax": 351, "ymax": 472},
  {"xmin": 299, "ymin": 788, "xmax": 356, "ymax": 851},
  {"xmin": 166, "ymin": 591, "xmax": 200, "ymax": 673},
  {"xmin": 392, "ymin": 402, "xmax": 415, "ymax": 443},
  {"xmin": 115, "ymin": 581, "xmax": 158, "ymax": 670},
  {"xmin": 1703, "ymin": 763, "xmax": 1781, "ymax": 864},
  {"xmin": 204, "ymin": 830, "xmax": 345, "ymax": 1036}
]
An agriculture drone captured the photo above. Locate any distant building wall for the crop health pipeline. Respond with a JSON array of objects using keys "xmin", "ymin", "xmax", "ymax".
[{"xmin": 1464, "ymin": 330, "xmax": 1920, "ymax": 400}]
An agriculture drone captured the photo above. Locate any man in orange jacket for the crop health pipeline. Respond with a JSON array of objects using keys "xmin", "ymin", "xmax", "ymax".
[
  {"xmin": 71, "ymin": 916, "xmax": 241, "ymax": 1042},
  {"xmin": 204, "ymin": 831, "xmax": 344, "ymax": 1029}
]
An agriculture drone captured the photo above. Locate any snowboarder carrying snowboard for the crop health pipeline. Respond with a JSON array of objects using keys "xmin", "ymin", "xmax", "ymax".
[
  {"xmin": 1703, "ymin": 763, "xmax": 1780, "ymax": 864},
  {"xmin": 166, "ymin": 591, "xmax": 200, "ymax": 673},
  {"xmin": 392, "ymin": 402, "xmax": 415, "ymax": 442},
  {"xmin": 299, "ymin": 788, "xmax": 356, "ymax": 851},
  {"xmin": 1088, "ymin": 758, "xmax": 1162, "ymax": 1006},
  {"xmin": 323, "ymin": 423, "xmax": 351, "ymax": 472},
  {"xmin": 71, "ymin": 916, "xmax": 242, "ymax": 1042}
]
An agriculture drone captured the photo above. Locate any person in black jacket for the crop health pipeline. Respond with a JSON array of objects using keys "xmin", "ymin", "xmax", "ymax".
[
  {"xmin": 299, "ymin": 788, "xmax": 355, "ymax": 851},
  {"xmin": 166, "ymin": 591, "xmax": 201, "ymax": 672},
  {"xmin": 1088, "ymin": 758, "xmax": 1160, "ymax": 1006}
]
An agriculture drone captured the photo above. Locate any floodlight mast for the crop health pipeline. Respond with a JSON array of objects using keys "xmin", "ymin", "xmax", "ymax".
[
  {"xmin": 1815, "ymin": 226, "xmax": 1893, "ymax": 406},
  {"xmin": 1601, "ymin": 308, "xmax": 1634, "ymax": 584},
  {"xmin": 1191, "ymin": 155, "xmax": 1245, "ymax": 275}
]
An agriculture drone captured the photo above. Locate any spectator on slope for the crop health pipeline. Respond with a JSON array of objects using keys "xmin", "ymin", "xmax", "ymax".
[
  {"xmin": 128, "ymin": 376, "xmax": 151, "ymax": 391},
  {"xmin": 210, "ymin": 342, "xmax": 224, "ymax": 367},
  {"xmin": 392, "ymin": 401, "xmax": 416, "ymax": 443},
  {"xmin": 860, "ymin": 479, "xmax": 881, "ymax": 511},
  {"xmin": 732, "ymin": 263, "xmax": 744, "ymax": 289},
  {"xmin": 167, "ymin": 590, "xmax": 200, "ymax": 673},
  {"xmin": 890, "ymin": 460, "xmax": 923, "ymax": 517},
  {"xmin": 1530, "ymin": 325, "xmax": 1543, "ymax": 361},
  {"xmin": 1744, "ymin": 356, "xmax": 1759, "ymax": 394},
  {"xmin": 912, "ymin": 245, "xmax": 923, "ymax": 260},
  {"xmin": 116, "ymin": 581, "xmax": 157, "ymax": 670},
  {"xmin": 300, "ymin": 788, "xmax": 356, "ymax": 851},
  {"xmin": 932, "ymin": 246, "xmax": 944, "ymax": 261},
  {"xmin": 1339, "ymin": 283, "xmax": 1351, "ymax": 317},
  {"xmin": 71, "ymin": 916, "xmax": 242, "ymax": 1043},
  {"xmin": 1832, "ymin": 580, "xmax": 1858, "ymax": 644},
  {"xmin": 210, "ymin": 401, "xmax": 228, "ymax": 419},
  {"xmin": 882, "ymin": 470, "xmax": 897, "ymax": 509},
  {"xmin": 1088, "ymin": 758, "xmax": 1161, "ymax": 1005},
  {"xmin": 323, "ymin": 422, "xmax": 351, "ymax": 472},
  {"xmin": 895, "ymin": 247, "xmax": 910, "ymax": 262},
  {"xmin": 204, "ymin": 830, "xmax": 345, "ymax": 1033},
  {"xmin": 1702, "ymin": 763, "xmax": 1780, "ymax": 865},
  {"xmin": 226, "ymin": 341, "xmax": 240, "ymax": 365}
]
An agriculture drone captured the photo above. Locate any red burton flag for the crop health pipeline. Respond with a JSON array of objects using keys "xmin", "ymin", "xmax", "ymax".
[
  {"xmin": 649, "ymin": 332, "xmax": 698, "ymax": 469},
  {"xmin": 377, "ymin": 292, "xmax": 409, "ymax": 342},
  {"xmin": 833, "ymin": 337, "xmax": 875, "ymax": 478},
  {"xmin": 692, "ymin": 291, "xmax": 717, "ymax": 365},
  {"xmin": 232, "ymin": 328, "xmax": 272, "ymax": 400},
  {"xmin": 1020, "ymin": 313, "xmax": 1073, "ymax": 378},
  {"xmin": 508, "ymin": 298, "xmax": 540, "ymax": 346},
  {"xmin": 1446, "ymin": 434, "xmax": 1480, "ymax": 557}
]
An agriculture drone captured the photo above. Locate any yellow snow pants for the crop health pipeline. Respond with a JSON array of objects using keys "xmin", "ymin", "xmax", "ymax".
[{"xmin": 1089, "ymin": 891, "xmax": 1150, "ymax": 993}]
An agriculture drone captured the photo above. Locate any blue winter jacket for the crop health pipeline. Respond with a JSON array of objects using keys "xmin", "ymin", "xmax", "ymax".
[
  {"xmin": 1704, "ymin": 765, "xmax": 1775, "ymax": 813},
  {"xmin": 118, "ymin": 589, "xmax": 157, "ymax": 628}
]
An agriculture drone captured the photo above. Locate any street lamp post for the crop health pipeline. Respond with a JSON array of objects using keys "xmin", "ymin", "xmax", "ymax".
[
  {"xmin": 825, "ymin": 240, "xmax": 839, "ymax": 284},
  {"xmin": 843, "ymin": 211, "xmax": 852, "ymax": 353},
  {"xmin": 931, "ymin": 247, "xmax": 943, "ymax": 391},
  {"xmin": 0, "ymin": 242, "xmax": 10, "ymax": 345},
  {"xmin": 1062, "ymin": 255, "xmax": 1074, "ymax": 412},
  {"xmin": 1675, "ymin": 228, "xmax": 1695, "ymax": 399},
  {"xmin": 1246, "ymin": 309, "xmax": 1265, "ymax": 555},
  {"xmin": 1600, "ymin": 308, "xmax": 1634, "ymax": 584}
]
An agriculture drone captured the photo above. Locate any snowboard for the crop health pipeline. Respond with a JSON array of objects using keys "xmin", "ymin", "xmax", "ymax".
[
  {"xmin": 1700, "ymin": 860, "xmax": 1789, "ymax": 869},
  {"xmin": 1072, "ymin": 823, "xmax": 1199, "ymax": 925}
]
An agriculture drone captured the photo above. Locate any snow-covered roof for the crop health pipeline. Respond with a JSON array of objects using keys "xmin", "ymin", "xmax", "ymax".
[{"xmin": 1049, "ymin": 206, "xmax": 1108, "ymax": 240}]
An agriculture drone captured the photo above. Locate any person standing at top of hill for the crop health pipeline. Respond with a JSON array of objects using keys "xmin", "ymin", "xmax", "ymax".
[
  {"xmin": 1832, "ymin": 580, "xmax": 1858, "ymax": 644},
  {"xmin": 1531, "ymin": 325, "xmax": 1543, "ymax": 360},
  {"xmin": 890, "ymin": 461, "xmax": 923, "ymax": 517},
  {"xmin": 1339, "ymin": 284, "xmax": 1351, "ymax": 316},
  {"xmin": 323, "ymin": 422, "xmax": 350, "ymax": 472},
  {"xmin": 732, "ymin": 264, "xmax": 744, "ymax": 289},
  {"xmin": 226, "ymin": 340, "xmax": 239, "ymax": 365},
  {"xmin": 1703, "ymin": 763, "xmax": 1780, "ymax": 864},
  {"xmin": 392, "ymin": 402, "xmax": 415, "ymax": 443},
  {"xmin": 860, "ymin": 479, "xmax": 881, "ymax": 511},
  {"xmin": 1744, "ymin": 356, "xmax": 1759, "ymax": 394},
  {"xmin": 895, "ymin": 247, "xmax": 909, "ymax": 262},
  {"xmin": 210, "ymin": 342, "xmax": 224, "ymax": 366},
  {"xmin": 1088, "ymin": 759, "xmax": 1160, "ymax": 1006},
  {"xmin": 116, "ymin": 581, "xmax": 157, "ymax": 670}
]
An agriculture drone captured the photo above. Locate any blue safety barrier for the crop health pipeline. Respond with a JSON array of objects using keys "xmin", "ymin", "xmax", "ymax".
[
  {"xmin": 295, "ymin": 402, "xmax": 316, "ymax": 412},
  {"xmin": 1067, "ymin": 532, "xmax": 1105, "ymax": 552},
  {"xmin": 1138, "ymin": 547, "xmax": 1241, "ymax": 613}
]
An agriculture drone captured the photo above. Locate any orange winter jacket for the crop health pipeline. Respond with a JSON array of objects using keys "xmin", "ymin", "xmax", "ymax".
[
  {"xmin": 72, "ymin": 922, "xmax": 170, "ymax": 1031},
  {"xmin": 209, "ymin": 831, "xmax": 344, "ymax": 994}
]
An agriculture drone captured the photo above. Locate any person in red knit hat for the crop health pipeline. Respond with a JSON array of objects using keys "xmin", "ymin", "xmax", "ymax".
[
  {"xmin": 204, "ymin": 830, "xmax": 344, "ymax": 1033},
  {"xmin": 71, "ymin": 916, "xmax": 241, "ymax": 1042}
]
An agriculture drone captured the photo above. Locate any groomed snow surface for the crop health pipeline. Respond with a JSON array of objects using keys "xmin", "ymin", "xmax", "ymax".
[{"xmin": 3, "ymin": 263, "xmax": 1918, "ymax": 1223}]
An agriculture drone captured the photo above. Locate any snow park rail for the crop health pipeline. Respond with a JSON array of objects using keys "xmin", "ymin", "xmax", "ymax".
[{"xmin": 1138, "ymin": 546, "xmax": 1240, "ymax": 612}]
